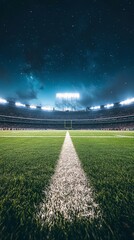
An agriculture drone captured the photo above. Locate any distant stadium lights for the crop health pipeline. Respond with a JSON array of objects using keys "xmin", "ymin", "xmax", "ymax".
[
  {"xmin": 29, "ymin": 105, "xmax": 36, "ymax": 109},
  {"xmin": 41, "ymin": 106, "xmax": 53, "ymax": 111},
  {"xmin": 15, "ymin": 102, "xmax": 25, "ymax": 107},
  {"xmin": 90, "ymin": 106, "xmax": 100, "ymax": 110},
  {"xmin": 0, "ymin": 98, "xmax": 7, "ymax": 104},
  {"xmin": 104, "ymin": 103, "xmax": 114, "ymax": 108},
  {"xmin": 120, "ymin": 98, "xmax": 134, "ymax": 105},
  {"xmin": 94, "ymin": 106, "xmax": 100, "ymax": 110},
  {"xmin": 56, "ymin": 93, "xmax": 80, "ymax": 99}
]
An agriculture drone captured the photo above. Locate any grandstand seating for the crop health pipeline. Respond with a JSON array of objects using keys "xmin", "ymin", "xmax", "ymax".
[{"xmin": 0, "ymin": 102, "xmax": 134, "ymax": 129}]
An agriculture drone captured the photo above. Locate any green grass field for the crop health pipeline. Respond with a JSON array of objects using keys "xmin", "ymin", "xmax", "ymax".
[
  {"xmin": 0, "ymin": 131, "xmax": 65, "ymax": 240},
  {"xmin": 0, "ymin": 130, "xmax": 133, "ymax": 240},
  {"xmin": 70, "ymin": 131, "xmax": 134, "ymax": 240}
]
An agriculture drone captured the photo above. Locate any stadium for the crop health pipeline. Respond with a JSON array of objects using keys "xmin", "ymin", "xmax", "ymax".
[
  {"xmin": 0, "ymin": 95, "xmax": 134, "ymax": 240},
  {"xmin": 0, "ymin": 0, "xmax": 134, "ymax": 239},
  {"xmin": 0, "ymin": 96, "xmax": 134, "ymax": 130}
]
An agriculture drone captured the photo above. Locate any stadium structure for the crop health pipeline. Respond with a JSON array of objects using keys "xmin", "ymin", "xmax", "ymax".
[{"xmin": 0, "ymin": 97, "xmax": 134, "ymax": 130}]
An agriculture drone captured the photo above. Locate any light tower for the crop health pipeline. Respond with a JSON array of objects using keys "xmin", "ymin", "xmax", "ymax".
[{"xmin": 56, "ymin": 93, "xmax": 80, "ymax": 111}]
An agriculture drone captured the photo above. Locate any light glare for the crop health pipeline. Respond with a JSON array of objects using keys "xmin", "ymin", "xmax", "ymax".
[
  {"xmin": 56, "ymin": 93, "xmax": 80, "ymax": 99},
  {"xmin": 120, "ymin": 98, "xmax": 134, "ymax": 105},
  {"xmin": 41, "ymin": 106, "xmax": 53, "ymax": 111},
  {"xmin": 104, "ymin": 103, "xmax": 114, "ymax": 108},
  {"xmin": 30, "ymin": 105, "xmax": 36, "ymax": 109},
  {"xmin": 15, "ymin": 102, "xmax": 25, "ymax": 107},
  {"xmin": 0, "ymin": 98, "xmax": 7, "ymax": 104},
  {"xmin": 90, "ymin": 106, "xmax": 100, "ymax": 110}
]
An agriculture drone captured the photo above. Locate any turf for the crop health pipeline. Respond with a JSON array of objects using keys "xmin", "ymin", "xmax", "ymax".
[
  {"xmin": 70, "ymin": 130, "xmax": 134, "ymax": 137},
  {"xmin": 0, "ymin": 131, "xmax": 65, "ymax": 240},
  {"xmin": 0, "ymin": 130, "xmax": 134, "ymax": 240},
  {"xmin": 0, "ymin": 130, "xmax": 66, "ymax": 136},
  {"xmin": 71, "ymin": 130, "xmax": 134, "ymax": 240}
]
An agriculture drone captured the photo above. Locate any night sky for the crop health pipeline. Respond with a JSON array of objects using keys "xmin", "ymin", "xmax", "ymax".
[{"xmin": 0, "ymin": 0, "xmax": 134, "ymax": 108}]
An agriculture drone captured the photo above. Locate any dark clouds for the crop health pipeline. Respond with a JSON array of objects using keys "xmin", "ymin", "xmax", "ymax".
[{"xmin": 0, "ymin": 0, "xmax": 134, "ymax": 107}]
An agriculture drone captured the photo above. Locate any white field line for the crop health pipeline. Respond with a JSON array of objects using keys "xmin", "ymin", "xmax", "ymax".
[
  {"xmin": 0, "ymin": 135, "xmax": 133, "ymax": 138},
  {"xmin": 0, "ymin": 136, "xmax": 65, "ymax": 138},
  {"xmin": 71, "ymin": 135, "xmax": 134, "ymax": 138},
  {"xmin": 117, "ymin": 135, "xmax": 134, "ymax": 138},
  {"xmin": 39, "ymin": 131, "xmax": 100, "ymax": 224}
]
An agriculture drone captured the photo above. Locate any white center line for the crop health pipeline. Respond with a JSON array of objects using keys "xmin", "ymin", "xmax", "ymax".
[{"xmin": 39, "ymin": 131, "xmax": 100, "ymax": 224}]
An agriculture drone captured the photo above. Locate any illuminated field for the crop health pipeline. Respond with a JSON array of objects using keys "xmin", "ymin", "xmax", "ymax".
[
  {"xmin": 70, "ymin": 130, "xmax": 134, "ymax": 137},
  {"xmin": 0, "ymin": 130, "xmax": 66, "ymax": 136},
  {"xmin": 71, "ymin": 130, "xmax": 134, "ymax": 240},
  {"xmin": 0, "ymin": 130, "xmax": 133, "ymax": 240}
]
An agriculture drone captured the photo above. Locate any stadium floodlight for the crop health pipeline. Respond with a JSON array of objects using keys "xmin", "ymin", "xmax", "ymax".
[
  {"xmin": 120, "ymin": 98, "xmax": 134, "ymax": 105},
  {"xmin": 0, "ymin": 98, "xmax": 7, "ymax": 104},
  {"xmin": 15, "ymin": 102, "xmax": 25, "ymax": 107},
  {"xmin": 90, "ymin": 106, "xmax": 100, "ymax": 110},
  {"xmin": 29, "ymin": 105, "xmax": 36, "ymax": 109},
  {"xmin": 56, "ymin": 93, "xmax": 80, "ymax": 99},
  {"xmin": 104, "ymin": 103, "xmax": 114, "ymax": 108},
  {"xmin": 41, "ymin": 106, "xmax": 53, "ymax": 111}
]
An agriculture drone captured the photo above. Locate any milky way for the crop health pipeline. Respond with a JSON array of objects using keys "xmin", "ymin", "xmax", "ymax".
[{"xmin": 0, "ymin": 0, "xmax": 134, "ymax": 107}]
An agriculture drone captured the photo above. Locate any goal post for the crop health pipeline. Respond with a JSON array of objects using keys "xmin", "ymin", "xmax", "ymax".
[{"xmin": 64, "ymin": 120, "xmax": 72, "ymax": 129}]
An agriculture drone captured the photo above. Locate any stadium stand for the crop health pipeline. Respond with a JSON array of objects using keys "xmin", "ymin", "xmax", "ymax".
[{"xmin": 0, "ymin": 101, "xmax": 134, "ymax": 130}]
